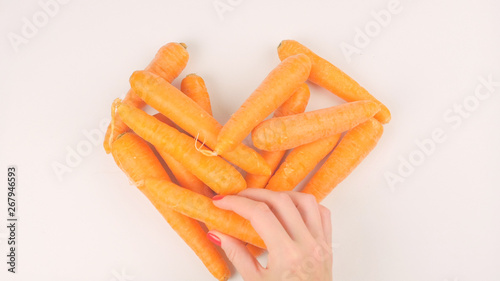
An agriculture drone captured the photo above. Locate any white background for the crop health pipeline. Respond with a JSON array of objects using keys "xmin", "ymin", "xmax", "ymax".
[{"xmin": 1, "ymin": 0, "xmax": 499, "ymax": 280}]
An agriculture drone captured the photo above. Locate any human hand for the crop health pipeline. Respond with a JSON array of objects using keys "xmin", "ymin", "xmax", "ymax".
[{"xmin": 207, "ymin": 188, "xmax": 333, "ymax": 281}]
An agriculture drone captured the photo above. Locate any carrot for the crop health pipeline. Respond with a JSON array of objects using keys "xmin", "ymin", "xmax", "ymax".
[
  {"xmin": 145, "ymin": 178, "xmax": 266, "ymax": 249},
  {"xmin": 252, "ymin": 100, "xmax": 380, "ymax": 151},
  {"xmin": 130, "ymin": 70, "xmax": 271, "ymax": 176},
  {"xmin": 181, "ymin": 74, "xmax": 213, "ymax": 115},
  {"xmin": 302, "ymin": 118, "xmax": 384, "ymax": 202},
  {"xmin": 111, "ymin": 132, "xmax": 173, "ymax": 187},
  {"xmin": 153, "ymin": 113, "xmax": 214, "ymax": 198},
  {"xmin": 277, "ymin": 40, "xmax": 391, "ymax": 124},
  {"xmin": 159, "ymin": 149, "xmax": 215, "ymax": 198},
  {"xmin": 215, "ymin": 54, "xmax": 312, "ymax": 155},
  {"xmin": 266, "ymin": 133, "xmax": 341, "ymax": 192},
  {"xmin": 111, "ymin": 132, "xmax": 230, "ymax": 281},
  {"xmin": 274, "ymin": 84, "xmax": 311, "ymax": 118},
  {"xmin": 147, "ymin": 42, "xmax": 188, "ymax": 83},
  {"xmin": 245, "ymin": 83, "xmax": 310, "ymax": 189},
  {"xmin": 246, "ymin": 244, "xmax": 266, "ymax": 258},
  {"xmin": 103, "ymin": 42, "xmax": 189, "ymax": 154},
  {"xmin": 117, "ymin": 102, "xmax": 246, "ymax": 195},
  {"xmin": 245, "ymin": 150, "xmax": 287, "ymax": 189},
  {"xmin": 165, "ymin": 75, "xmax": 216, "ymax": 195}
]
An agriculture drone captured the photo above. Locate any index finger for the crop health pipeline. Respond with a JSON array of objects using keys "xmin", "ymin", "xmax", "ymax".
[{"xmin": 213, "ymin": 195, "xmax": 293, "ymax": 252}]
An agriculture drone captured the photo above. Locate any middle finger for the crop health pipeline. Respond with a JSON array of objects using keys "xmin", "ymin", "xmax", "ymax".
[{"xmin": 238, "ymin": 188, "xmax": 314, "ymax": 242}]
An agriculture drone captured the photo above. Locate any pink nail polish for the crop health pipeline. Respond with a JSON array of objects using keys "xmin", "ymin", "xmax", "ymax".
[
  {"xmin": 207, "ymin": 233, "xmax": 221, "ymax": 246},
  {"xmin": 212, "ymin": 195, "xmax": 225, "ymax": 201}
]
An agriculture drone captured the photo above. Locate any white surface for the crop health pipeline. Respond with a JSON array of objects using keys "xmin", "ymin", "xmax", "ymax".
[{"xmin": 1, "ymin": 0, "xmax": 500, "ymax": 280}]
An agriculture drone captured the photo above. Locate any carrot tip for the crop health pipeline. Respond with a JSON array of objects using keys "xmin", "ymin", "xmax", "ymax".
[
  {"xmin": 108, "ymin": 98, "xmax": 123, "ymax": 150},
  {"xmin": 179, "ymin": 42, "xmax": 187, "ymax": 49}
]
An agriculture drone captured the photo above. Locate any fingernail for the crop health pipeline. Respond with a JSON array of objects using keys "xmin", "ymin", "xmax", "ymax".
[
  {"xmin": 212, "ymin": 195, "xmax": 225, "ymax": 201},
  {"xmin": 207, "ymin": 233, "xmax": 221, "ymax": 246}
]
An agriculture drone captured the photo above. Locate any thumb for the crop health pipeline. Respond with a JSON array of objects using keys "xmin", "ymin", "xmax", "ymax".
[{"xmin": 208, "ymin": 230, "xmax": 262, "ymax": 280}]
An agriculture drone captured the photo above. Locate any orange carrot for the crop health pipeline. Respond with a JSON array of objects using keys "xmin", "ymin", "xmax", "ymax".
[
  {"xmin": 266, "ymin": 133, "xmax": 341, "ymax": 192},
  {"xmin": 215, "ymin": 54, "xmax": 312, "ymax": 155},
  {"xmin": 277, "ymin": 40, "xmax": 391, "ymax": 124},
  {"xmin": 181, "ymin": 74, "xmax": 213, "ymax": 115},
  {"xmin": 103, "ymin": 42, "xmax": 189, "ymax": 154},
  {"xmin": 129, "ymin": 70, "xmax": 271, "ymax": 176},
  {"xmin": 153, "ymin": 113, "xmax": 214, "ymax": 198},
  {"xmin": 147, "ymin": 42, "xmax": 188, "ymax": 83},
  {"xmin": 245, "ymin": 83, "xmax": 310, "ymax": 188},
  {"xmin": 246, "ymin": 244, "xmax": 266, "ymax": 258},
  {"xmin": 117, "ymin": 102, "xmax": 246, "ymax": 195},
  {"xmin": 111, "ymin": 132, "xmax": 230, "ymax": 281},
  {"xmin": 302, "ymin": 118, "xmax": 384, "ymax": 202},
  {"xmin": 252, "ymin": 100, "xmax": 380, "ymax": 151},
  {"xmin": 169, "ymin": 75, "xmax": 216, "ymax": 195},
  {"xmin": 245, "ymin": 150, "xmax": 287, "ymax": 189},
  {"xmin": 158, "ymin": 149, "xmax": 215, "ymax": 197},
  {"xmin": 111, "ymin": 132, "xmax": 173, "ymax": 187},
  {"xmin": 145, "ymin": 178, "xmax": 266, "ymax": 249},
  {"xmin": 274, "ymin": 83, "xmax": 311, "ymax": 118},
  {"xmin": 153, "ymin": 112, "xmax": 176, "ymax": 125}
]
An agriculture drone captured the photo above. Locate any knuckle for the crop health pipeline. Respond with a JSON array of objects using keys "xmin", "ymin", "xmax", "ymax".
[
  {"xmin": 281, "ymin": 242, "xmax": 302, "ymax": 267},
  {"xmin": 319, "ymin": 205, "xmax": 331, "ymax": 219},
  {"xmin": 306, "ymin": 241, "xmax": 322, "ymax": 255},
  {"xmin": 275, "ymin": 192, "xmax": 293, "ymax": 205},
  {"xmin": 302, "ymin": 193, "xmax": 318, "ymax": 205},
  {"xmin": 253, "ymin": 202, "xmax": 271, "ymax": 217},
  {"xmin": 312, "ymin": 241, "xmax": 333, "ymax": 262},
  {"xmin": 285, "ymin": 251, "xmax": 303, "ymax": 268},
  {"xmin": 224, "ymin": 246, "xmax": 239, "ymax": 262}
]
